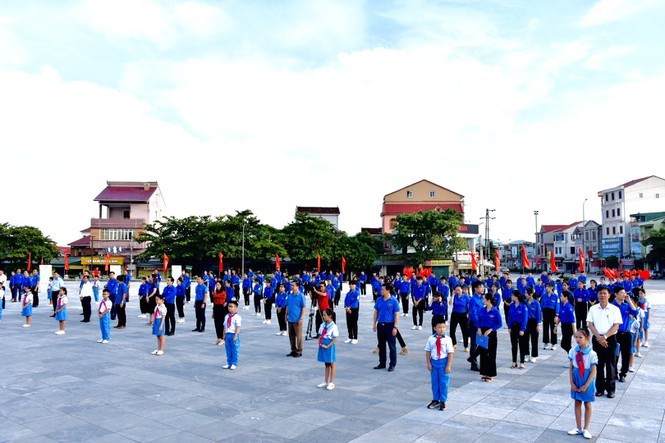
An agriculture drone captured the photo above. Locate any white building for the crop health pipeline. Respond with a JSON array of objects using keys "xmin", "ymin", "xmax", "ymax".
[
  {"xmin": 598, "ymin": 175, "xmax": 665, "ymax": 258},
  {"xmin": 295, "ymin": 206, "xmax": 340, "ymax": 229}
]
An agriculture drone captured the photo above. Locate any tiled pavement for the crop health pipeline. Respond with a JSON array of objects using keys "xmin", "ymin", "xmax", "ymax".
[{"xmin": 1, "ymin": 280, "xmax": 664, "ymax": 442}]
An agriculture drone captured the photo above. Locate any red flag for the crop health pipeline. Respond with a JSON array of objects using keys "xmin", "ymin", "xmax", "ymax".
[
  {"xmin": 27, "ymin": 252, "xmax": 32, "ymax": 271},
  {"xmin": 41, "ymin": 257, "xmax": 44, "ymax": 265},
  {"xmin": 64, "ymin": 253, "xmax": 70, "ymax": 271},
  {"xmin": 317, "ymin": 253, "xmax": 321, "ymax": 273},
  {"xmin": 162, "ymin": 253, "xmax": 169, "ymax": 273},
  {"xmin": 275, "ymin": 253, "xmax": 281, "ymax": 271},
  {"xmin": 471, "ymin": 252, "xmax": 478, "ymax": 272},
  {"xmin": 550, "ymin": 248, "xmax": 558, "ymax": 273},
  {"xmin": 494, "ymin": 250, "xmax": 500, "ymax": 272},
  {"xmin": 218, "ymin": 252, "xmax": 224, "ymax": 273},
  {"xmin": 578, "ymin": 248, "xmax": 585, "ymax": 273},
  {"xmin": 105, "ymin": 252, "xmax": 111, "ymax": 271},
  {"xmin": 341, "ymin": 256, "xmax": 347, "ymax": 274},
  {"xmin": 521, "ymin": 244, "xmax": 530, "ymax": 269}
]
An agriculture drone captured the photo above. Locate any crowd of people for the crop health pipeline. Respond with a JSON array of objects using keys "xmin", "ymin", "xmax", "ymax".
[{"xmin": 0, "ymin": 266, "xmax": 654, "ymax": 438}]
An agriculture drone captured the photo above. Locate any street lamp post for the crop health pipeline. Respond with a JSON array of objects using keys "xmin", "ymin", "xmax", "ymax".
[
  {"xmin": 582, "ymin": 198, "xmax": 588, "ymax": 273},
  {"xmin": 534, "ymin": 210, "xmax": 539, "ymax": 268}
]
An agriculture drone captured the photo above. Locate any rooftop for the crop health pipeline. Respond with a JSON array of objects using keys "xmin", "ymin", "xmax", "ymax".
[
  {"xmin": 381, "ymin": 202, "xmax": 463, "ymax": 216},
  {"xmin": 94, "ymin": 181, "xmax": 159, "ymax": 203},
  {"xmin": 295, "ymin": 206, "xmax": 340, "ymax": 215}
]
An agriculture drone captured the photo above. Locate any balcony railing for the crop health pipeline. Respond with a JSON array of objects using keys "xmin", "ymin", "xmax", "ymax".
[{"xmin": 90, "ymin": 218, "xmax": 146, "ymax": 229}]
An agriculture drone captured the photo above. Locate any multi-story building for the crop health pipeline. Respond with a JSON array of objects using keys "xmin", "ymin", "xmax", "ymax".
[
  {"xmin": 630, "ymin": 212, "xmax": 665, "ymax": 260},
  {"xmin": 68, "ymin": 181, "xmax": 166, "ymax": 271},
  {"xmin": 295, "ymin": 206, "xmax": 340, "ymax": 229},
  {"xmin": 572, "ymin": 220, "xmax": 602, "ymax": 271},
  {"xmin": 535, "ymin": 224, "xmax": 567, "ymax": 268},
  {"xmin": 598, "ymin": 175, "xmax": 665, "ymax": 258}
]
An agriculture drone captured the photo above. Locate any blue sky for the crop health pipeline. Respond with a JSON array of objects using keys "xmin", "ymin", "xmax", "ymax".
[{"xmin": 1, "ymin": 0, "xmax": 664, "ymax": 247}]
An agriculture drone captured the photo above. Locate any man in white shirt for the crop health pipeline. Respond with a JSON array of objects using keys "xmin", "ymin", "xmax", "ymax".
[
  {"xmin": 80, "ymin": 275, "xmax": 94, "ymax": 322},
  {"xmin": 587, "ymin": 287, "xmax": 622, "ymax": 398},
  {"xmin": 0, "ymin": 270, "xmax": 6, "ymax": 309}
]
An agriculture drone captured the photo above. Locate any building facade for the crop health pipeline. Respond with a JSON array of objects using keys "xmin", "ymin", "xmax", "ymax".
[
  {"xmin": 295, "ymin": 206, "xmax": 340, "ymax": 229},
  {"xmin": 598, "ymin": 175, "xmax": 665, "ymax": 258}
]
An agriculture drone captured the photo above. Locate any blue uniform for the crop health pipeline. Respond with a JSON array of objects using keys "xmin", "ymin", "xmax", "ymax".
[
  {"xmin": 286, "ymin": 291, "xmax": 306, "ymax": 322},
  {"xmin": 162, "ymin": 285, "xmax": 176, "ymax": 304},
  {"xmin": 508, "ymin": 303, "xmax": 528, "ymax": 332},
  {"xmin": 559, "ymin": 302, "xmax": 575, "ymax": 324}
]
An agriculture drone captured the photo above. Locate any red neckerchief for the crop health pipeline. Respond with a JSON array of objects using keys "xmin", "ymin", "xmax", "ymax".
[
  {"xmin": 436, "ymin": 335, "xmax": 443, "ymax": 358},
  {"xmin": 155, "ymin": 306, "xmax": 163, "ymax": 319},
  {"xmin": 575, "ymin": 349, "xmax": 585, "ymax": 377},
  {"xmin": 319, "ymin": 325, "xmax": 328, "ymax": 346},
  {"xmin": 227, "ymin": 312, "xmax": 235, "ymax": 329}
]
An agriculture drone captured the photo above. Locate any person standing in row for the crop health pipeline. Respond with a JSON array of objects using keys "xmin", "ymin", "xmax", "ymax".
[
  {"xmin": 80, "ymin": 274, "xmax": 93, "ymax": 323},
  {"xmin": 212, "ymin": 281, "xmax": 228, "ymax": 345},
  {"xmin": 448, "ymin": 285, "xmax": 469, "ymax": 351},
  {"xmin": 574, "ymin": 280, "xmax": 589, "ymax": 331},
  {"xmin": 285, "ymin": 281, "xmax": 307, "ymax": 358},
  {"xmin": 425, "ymin": 321, "xmax": 454, "ymax": 411},
  {"xmin": 50, "ymin": 272, "xmax": 64, "ymax": 317},
  {"xmin": 138, "ymin": 276, "xmax": 150, "ymax": 319},
  {"xmin": 97, "ymin": 288, "xmax": 112, "ymax": 343},
  {"xmin": 477, "ymin": 292, "xmax": 502, "ymax": 382},
  {"xmin": 151, "ymin": 294, "xmax": 166, "ymax": 356},
  {"xmin": 411, "ymin": 277, "xmax": 426, "ymax": 330},
  {"xmin": 373, "ymin": 282, "xmax": 400, "ymax": 372},
  {"xmin": 176, "ymin": 277, "xmax": 186, "ymax": 323},
  {"xmin": 115, "ymin": 275, "xmax": 128, "ymax": 329},
  {"xmin": 525, "ymin": 287, "xmax": 542, "ymax": 363},
  {"xmin": 541, "ymin": 282, "xmax": 560, "ymax": 351},
  {"xmin": 162, "ymin": 277, "xmax": 177, "ymax": 336},
  {"xmin": 559, "ymin": 291, "xmax": 576, "ymax": 357},
  {"xmin": 193, "ymin": 276, "xmax": 208, "ymax": 333},
  {"xmin": 427, "ymin": 292, "xmax": 447, "ymax": 334},
  {"xmin": 106, "ymin": 272, "xmax": 118, "ymax": 321},
  {"xmin": 54, "ymin": 287, "xmax": 68, "ymax": 335},
  {"xmin": 508, "ymin": 290, "xmax": 528, "ymax": 369},
  {"xmin": 343, "ymin": 281, "xmax": 360, "ymax": 344},
  {"xmin": 21, "ymin": 286, "xmax": 33, "ymax": 327},
  {"xmin": 262, "ymin": 280, "xmax": 274, "ymax": 324},
  {"xmin": 467, "ymin": 281, "xmax": 485, "ymax": 372},
  {"xmin": 587, "ymin": 287, "xmax": 622, "ymax": 398},
  {"xmin": 275, "ymin": 283, "xmax": 288, "ymax": 336},
  {"xmin": 252, "ymin": 278, "xmax": 263, "ymax": 317},
  {"xmin": 223, "ymin": 300, "xmax": 241, "ymax": 370},
  {"xmin": 317, "ymin": 308, "xmax": 339, "ymax": 390},
  {"xmin": 612, "ymin": 286, "xmax": 638, "ymax": 383}
]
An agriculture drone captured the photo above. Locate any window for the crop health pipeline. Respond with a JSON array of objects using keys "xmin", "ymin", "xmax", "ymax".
[
  {"xmin": 123, "ymin": 210, "xmax": 130, "ymax": 219},
  {"xmin": 612, "ymin": 209, "xmax": 615, "ymax": 217},
  {"xmin": 606, "ymin": 210, "xmax": 609, "ymax": 218},
  {"xmin": 99, "ymin": 229, "xmax": 134, "ymax": 241},
  {"xmin": 570, "ymin": 247, "xmax": 575, "ymax": 255},
  {"xmin": 606, "ymin": 227, "xmax": 610, "ymax": 235},
  {"xmin": 657, "ymin": 193, "xmax": 661, "ymax": 199},
  {"xmin": 617, "ymin": 208, "xmax": 620, "ymax": 217},
  {"xmin": 612, "ymin": 192, "xmax": 615, "ymax": 201},
  {"xmin": 618, "ymin": 191, "xmax": 622, "ymax": 199},
  {"xmin": 428, "ymin": 190, "xmax": 436, "ymax": 199},
  {"xmin": 592, "ymin": 231, "xmax": 596, "ymax": 241},
  {"xmin": 406, "ymin": 190, "xmax": 413, "ymax": 199},
  {"xmin": 620, "ymin": 226, "xmax": 623, "ymax": 234},
  {"xmin": 585, "ymin": 232, "xmax": 589, "ymax": 241},
  {"xmin": 639, "ymin": 192, "xmax": 643, "ymax": 198},
  {"xmin": 605, "ymin": 194, "xmax": 608, "ymax": 202},
  {"xmin": 612, "ymin": 226, "xmax": 616, "ymax": 235}
]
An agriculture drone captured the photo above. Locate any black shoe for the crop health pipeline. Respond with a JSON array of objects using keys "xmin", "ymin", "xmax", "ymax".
[
  {"xmin": 470, "ymin": 365, "xmax": 480, "ymax": 372},
  {"xmin": 439, "ymin": 402, "xmax": 446, "ymax": 411},
  {"xmin": 595, "ymin": 391, "xmax": 604, "ymax": 397},
  {"xmin": 387, "ymin": 366, "xmax": 395, "ymax": 372},
  {"xmin": 50, "ymin": 314, "xmax": 56, "ymax": 318},
  {"xmin": 374, "ymin": 364, "xmax": 386, "ymax": 370},
  {"xmin": 192, "ymin": 329, "xmax": 200, "ymax": 332},
  {"xmin": 466, "ymin": 356, "xmax": 473, "ymax": 363},
  {"xmin": 607, "ymin": 392, "xmax": 615, "ymax": 398},
  {"xmin": 286, "ymin": 352, "xmax": 296, "ymax": 357},
  {"xmin": 80, "ymin": 320, "xmax": 90, "ymax": 323},
  {"xmin": 293, "ymin": 353, "xmax": 302, "ymax": 358},
  {"xmin": 618, "ymin": 375, "xmax": 626, "ymax": 383},
  {"xmin": 427, "ymin": 400, "xmax": 439, "ymax": 409},
  {"xmin": 199, "ymin": 329, "xmax": 205, "ymax": 333}
]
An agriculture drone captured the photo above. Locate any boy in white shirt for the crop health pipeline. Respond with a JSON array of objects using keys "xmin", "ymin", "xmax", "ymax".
[
  {"xmin": 425, "ymin": 321, "xmax": 454, "ymax": 411},
  {"xmin": 223, "ymin": 300, "xmax": 242, "ymax": 370}
]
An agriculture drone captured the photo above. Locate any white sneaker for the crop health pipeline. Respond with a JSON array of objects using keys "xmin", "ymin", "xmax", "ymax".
[
  {"xmin": 275, "ymin": 331, "xmax": 283, "ymax": 336},
  {"xmin": 101, "ymin": 340, "xmax": 109, "ymax": 344},
  {"xmin": 551, "ymin": 345, "xmax": 557, "ymax": 351},
  {"xmin": 97, "ymin": 339, "xmax": 104, "ymax": 343},
  {"xmin": 262, "ymin": 320, "xmax": 267, "ymax": 324},
  {"xmin": 411, "ymin": 325, "xmax": 418, "ymax": 330},
  {"xmin": 530, "ymin": 357, "xmax": 537, "ymax": 363},
  {"xmin": 545, "ymin": 343, "xmax": 552, "ymax": 350},
  {"xmin": 222, "ymin": 364, "xmax": 230, "ymax": 369},
  {"xmin": 525, "ymin": 356, "xmax": 531, "ymax": 362},
  {"xmin": 582, "ymin": 429, "xmax": 592, "ymax": 439},
  {"xmin": 643, "ymin": 342, "xmax": 650, "ymax": 348},
  {"xmin": 266, "ymin": 320, "xmax": 271, "ymax": 324},
  {"xmin": 628, "ymin": 367, "xmax": 635, "ymax": 373},
  {"xmin": 156, "ymin": 350, "xmax": 164, "ymax": 356},
  {"xmin": 151, "ymin": 350, "xmax": 159, "ymax": 355},
  {"xmin": 317, "ymin": 382, "xmax": 328, "ymax": 388},
  {"xmin": 418, "ymin": 326, "xmax": 423, "ymax": 330},
  {"xmin": 281, "ymin": 331, "xmax": 288, "ymax": 336},
  {"xmin": 22, "ymin": 324, "xmax": 30, "ymax": 328},
  {"xmin": 636, "ymin": 353, "xmax": 643, "ymax": 358},
  {"xmin": 351, "ymin": 339, "xmax": 358, "ymax": 344},
  {"xmin": 344, "ymin": 339, "xmax": 352, "ymax": 344},
  {"xmin": 54, "ymin": 330, "xmax": 65, "ymax": 335},
  {"xmin": 567, "ymin": 428, "xmax": 582, "ymax": 436},
  {"xmin": 137, "ymin": 314, "xmax": 144, "ymax": 318},
  {"xmin": 230, "ymin": 365, "xmax": 236, "ymax": 370},
  {"xmin": 326, "ymin": 382, "xmax": 335, "ymax": 390}
]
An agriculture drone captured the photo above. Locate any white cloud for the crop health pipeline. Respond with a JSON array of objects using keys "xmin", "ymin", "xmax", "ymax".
[
  {"xmin": 585, "ymin": 45, "xmax": 633, "ymax": 70},
  {"xmin": 579, "ymin": 0, "xmax": 660, "ymax": 27}
]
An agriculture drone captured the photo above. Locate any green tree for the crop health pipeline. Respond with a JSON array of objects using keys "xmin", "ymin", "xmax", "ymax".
[
  {"xmin": 0, "ymin": 223, "xmax": 60, "ymax": 268},
  {"xmin": 333, "ymin": 234, "xmax": 378, "ymax": 274},
  {"xmin": 281, "ymin": 212, "xmax": 339, "ymax": 264},
  {"xmin": 391, "ymin": 209, "xmax": 464, "ymax": 266},
  {"xmin": 643, "ymin": 228, "xmax": 665, "ymax": 267}
]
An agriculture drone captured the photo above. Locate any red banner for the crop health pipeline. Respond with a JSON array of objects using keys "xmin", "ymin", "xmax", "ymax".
[
  {"xmin": 162, "ymin": 253, "xmax": 169, "ymax": 273},
  {"xmin": 105, "ymin": 252, "xmax": 111, "ymax": 271},
  {"xmin": 341, "ymin": 256, "xmax": 346, "ymax": 274},
  {"xmin": 27, "ymin": 252, "xmax": 32, "ymax": 271},
  {"xmin": 578, "ymin": 248, "xmax": 585, "ymax": 273},
  {"xmin": 64, "ymin": 253, "xmax": 70, "ymax": 271},
  {"xmin": 494, "ymin": 250, "xmax": 500, "ymax": 272},
  {"xmin": 275, "ymin": 253, "xmax": 281, "ymax": 271},
  {"xmin": 218, "ymin": 252, "xmax": 224, "ymax": 273},
  {"xmin": 471, "ymin": 252, "xmax": 478, "ymax": 272},
  {"xmin": 550, "ymin": 248, "xmax": 558, "ymax": 273},
  {"xmin": 317, "ymin": 253, "xmax": 321, "ymax": 273},
  {"xmin": 521, "ymin": 245, "xmax": 530, "ymax": 269}
]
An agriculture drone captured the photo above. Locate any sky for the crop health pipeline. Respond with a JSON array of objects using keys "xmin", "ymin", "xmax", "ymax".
[{"xmin": 1, "ymin": 0, "xmax": 664, "ymax": 247}]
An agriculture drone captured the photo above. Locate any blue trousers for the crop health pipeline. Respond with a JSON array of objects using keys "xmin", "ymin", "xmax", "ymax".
[
  {"xmin": 99, "ymin": 314, "xmax": 110, "ymax": 341},
  {"xmin": 430, "ymin": 357, "xmax": 450, "ymax": 402},
  {"xmin": 225, "ymin": 333, "xmax": 240, "ymax": 366}
]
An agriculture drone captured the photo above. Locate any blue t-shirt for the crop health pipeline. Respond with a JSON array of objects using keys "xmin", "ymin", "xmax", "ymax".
[
  {"xmin": 195, "ymin": 283, "xmax": 208, "ymax": 301},
  {"xmin": 559, "ymin": 302, "xmax": 575, "ymax": 324},
  {"xmin": 477, "ymin": 306, "xmax": 503, "ymax": 330},
  {"xmin": 344, "ymin": 289, "xmax": 360, "ymax": 309},
  {"xmin": 286, "ymin": 291, "xmax": 306, "ymax": 322},
  {"xmin": 374, "ymin": 296, "xmax": 400, "ymax": 323},
  {"xmin": 162, "ymin": 285, "xmax": 176, "ymax": 304}
]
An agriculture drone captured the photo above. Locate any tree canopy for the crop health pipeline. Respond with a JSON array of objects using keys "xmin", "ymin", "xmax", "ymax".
[
  {"xmin": 0, "ymin": 223, "xmax": 60, "ymax": 268},
  {"xmin": 643, "ymin": 228, "xmax": 665, "ymax": 266}
]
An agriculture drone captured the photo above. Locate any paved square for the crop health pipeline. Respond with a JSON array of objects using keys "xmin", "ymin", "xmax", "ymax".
[{"xmin": 1, "ymin": 279, "xmax": 663, "ymax": 442}]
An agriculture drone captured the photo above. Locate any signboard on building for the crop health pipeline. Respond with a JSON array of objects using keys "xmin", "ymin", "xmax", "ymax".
[
  {"xmin": 458, "ymin": 224, "xmax": 479, "ymax": 235},
  {"xmin": 630, "ymin": 223, "xmax": 642, "ymax": 258},
  {"xmin": 81, "ymin": 257, "xmax": 125, "ymax": 266},
  {"xmin": 601, "ymin": 238, "xmax": 623, "ymax": 258},
  {"xmin": 426, "ymin": 259, "xmax": 454, "ymax": 267}
]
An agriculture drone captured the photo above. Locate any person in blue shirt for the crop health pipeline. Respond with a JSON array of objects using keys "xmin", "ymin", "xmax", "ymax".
[
  {"xmin": 508, "ymin": 290, "xmax": 529, "ymax": 369},
  {"xmin": 467, "ymin": 281, "xmax": 485, "ymax": 372},
  {"xmin": 359, "ymin": 271, "xmax": 367, "ymax": 296},
  {"xmin": 371, "ymin": 274, "xmax": 381, "ymax": 301},
  {"xmin": 285, "ymin": 281, "xmax": 307, "ymax": 358},
  {"xmin": 183, "ymin": 271, "xmax": 192, "ymax": 303},
  {"xmin": 274, "ymin": 283, "xmax": 289, "ymax": 336},
  {"xmin": 612, "ymin": 286, "xmax": 639, "ymax": 382},
  {"xmin": 114, "ymin": 275, "xmax": 129, "ymax": 329},
  {"xmin": 162, "ymin": 277, "xmax": 177, "ymax": 335},
  {"xmin": 569, "ymin": 273, "xmax": 579, "ymax": 291},
  {"xmin": 30, "ymin": 270, "xmax": 40, "ymax": 308},
  {"xmin": 437, "ymin": 277, "xmax": 450, "ymax": 301},
  {"xmin": 231, "ymin": 270, "xmax": 240, "ymax": 304},
  {"xmin": 106, "ymin": 272, "xmax": 118, "ymax": 321},
  {"xmin": 333, "ymin": 274, "xmax": 342, "ymax": 307},
  {"xmin": 411, "ymin": 277, "xmax": 427, "ymax": 330},
  {"xmin": 541, "ymin": 282, "xmax": 560, "ymax": 351},
  {"xmin": 398, "ymin": 275, "xmax": 411, "ymax": 317},
  {"xmin": 477, "ymin": 292, "xmax": 502, "ymax": 382},
  {"xmin": 252, "ymin": 278, "xmax": 263, "ymax": 317},
  {"xmin": 558, "ymin": 290, "xmax": 576, "ymax": 355},
  {"xmin": 138, "ymin": 276, "xmax": 150, "ymax": 319},
  {"xmin": 427, "ymin": 292, "xmax": 447, "ymax": 334},
  {"xmin": 242, "ymin": 274, "xmax": 252, "ymax": 310},
  {"xmin": 525, "ymin": 288, "xmax": 542, "ymax": 363},
  {"xmin": 193, "ymin": 276, "xmax": 208, "ymax": 332},
  {"xmin": 343, "ymin": 281, "xmax": 360, "ymax": 344},
  {"xmin": 373, "ymin": 282, "xmax": 400, "ymax": 371},
  {"xmin": 489, "ymin": 283, "xmax": 500, "ymax": 308},
  {"xmin": 175, "ymin": 277, "xmax": 186, "ymax": 323},
  {"xmin": 449, "ymin": 285, "xmax": 469, "ymax": 351},
  {"xmin": 262, "ymin": 280, "xmax": 275, "ymax": 324},
  {"xmin": 225, "ymin": 280, "xmax": 235, "ymax": 303},
  {"xmin": 11, "ymin": 268, "xmax": 24, "ymax": 302},
  {"xmin": 573, "ymin": 280, "xmax": 589, "ymax": 330}
]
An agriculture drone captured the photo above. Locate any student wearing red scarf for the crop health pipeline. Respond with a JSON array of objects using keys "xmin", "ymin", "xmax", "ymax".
[{"xmin": 222, "ymin": 301, "xmax": 241, "ymax": 370}]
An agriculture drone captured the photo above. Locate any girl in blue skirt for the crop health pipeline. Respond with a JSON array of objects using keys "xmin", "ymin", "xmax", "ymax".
[
  {"xmin": 317, "ymin": 308, "xmax": 339, "ymax": 390},
  {"xmin": 54, "ymin": 287, "xmax": 68, "ymax": 335},
  {"xmin": 151, "ymin": 294, "xmax": 166, "ymax": 356},
  {"xmin": 568, "ymin": 329, "xmax": 597, "ymax": 440}
]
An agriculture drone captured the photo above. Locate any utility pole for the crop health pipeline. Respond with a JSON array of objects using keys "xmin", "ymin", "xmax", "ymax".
[
  {"xmin": 534, "ymin": 210, "xmax": 539, "ymax": 268},
  {"xmin": 484, "ymin": 209, "xmax": 496, "ymax": 274}
]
